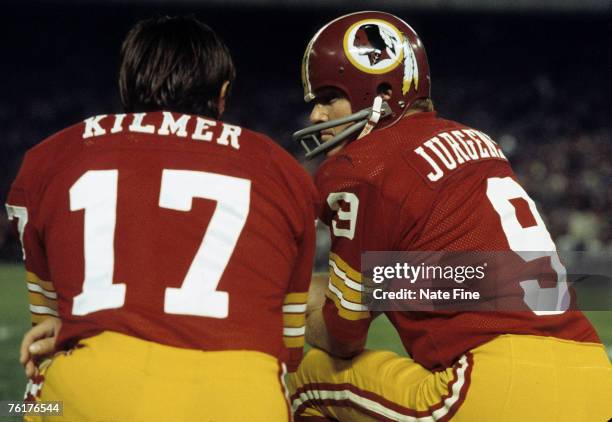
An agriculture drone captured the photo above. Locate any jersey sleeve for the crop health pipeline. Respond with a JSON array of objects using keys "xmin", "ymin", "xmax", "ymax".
[
  {"xmin": 317, "ymin": 168, "xmax": 385, "ymax": 347},
  {"xmin": 273, "ymin": 150, "xmax": 319, "ymax": 372},
  {"xmin": 282, "ymin": 216, "xmax": 315, "ymax": 371},
  {"xmin": 6, "ymin": 154, "xmax": 57, "ymax": 325}
]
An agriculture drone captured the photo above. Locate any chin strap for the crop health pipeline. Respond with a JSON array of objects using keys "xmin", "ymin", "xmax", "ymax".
[{"xmin": 357, "ymin": 96, "xmax": 383, "ymax": 140}]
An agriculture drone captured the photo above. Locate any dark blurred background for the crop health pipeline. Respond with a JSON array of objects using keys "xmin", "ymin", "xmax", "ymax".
[{"xmin": 1, "ymin": 0, "xmax": 611, "ymax": 264}]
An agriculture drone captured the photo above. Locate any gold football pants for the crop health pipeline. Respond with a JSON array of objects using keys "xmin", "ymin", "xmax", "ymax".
[
  {"xmin": 288, "ymin": 335, "xmax": 612, "ymax": 421},
  {"xmin": 25, "ymin": 331, "xmax": 290, "ymax": 421}
]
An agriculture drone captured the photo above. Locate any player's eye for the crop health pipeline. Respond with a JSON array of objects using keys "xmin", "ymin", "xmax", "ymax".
[
  {"xmin": 315, "ymin": 89, "xmax": 345, "ymax": 106},
  {"xmin": 315, "ymin": 94, "xmax": 335, "ymax": 105}
]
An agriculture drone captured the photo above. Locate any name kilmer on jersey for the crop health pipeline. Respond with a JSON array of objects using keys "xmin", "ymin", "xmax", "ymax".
[{"xmin": 82, "ymin": 112, "xmax": 242, "ymax": 149}]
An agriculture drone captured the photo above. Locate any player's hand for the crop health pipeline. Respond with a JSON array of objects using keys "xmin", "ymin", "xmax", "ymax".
[
  {"xmin": 306, "ymin": 273, "xmax": 328, "ymax": 316},
  {"xmin": 19, "ymin": 316, "xmax": 61, "ymax": 378}
]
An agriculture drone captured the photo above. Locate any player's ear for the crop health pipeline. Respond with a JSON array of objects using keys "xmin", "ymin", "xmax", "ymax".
[
  {"xmin": 217, "ymin": 80, "xmax": 231, "ymax": 117},
  {"xmin": 377, "ymin": 84, "xmax": 392, "ymax": 102},
  {"xmin": 380, "ymin": 89, "xmax": 392, "ymax": 102}
]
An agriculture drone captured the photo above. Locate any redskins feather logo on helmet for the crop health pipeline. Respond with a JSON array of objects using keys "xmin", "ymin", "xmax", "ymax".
[{"xmin": 293, "ymin": 11, "xmax": 431, "ymax": 159}]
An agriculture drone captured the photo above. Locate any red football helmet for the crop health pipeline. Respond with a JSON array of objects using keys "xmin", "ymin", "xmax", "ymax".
[{"xmin": 293, "ymin": 11, "xmax": 431, "ymax": 158}]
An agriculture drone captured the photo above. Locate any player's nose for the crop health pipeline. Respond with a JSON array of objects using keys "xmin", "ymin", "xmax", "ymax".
[{"xmin": 309, "ymin": 104, "xmax": 328, "ymax": 124}]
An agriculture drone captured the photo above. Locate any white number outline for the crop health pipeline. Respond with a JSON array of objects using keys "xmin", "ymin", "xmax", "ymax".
[
  {"xmin": 70, "ymin": 170, "xmax": 125, "ymax": 315},
  {"xmin": 160, "ymin": 170, "xmax": 250, "ymax": 318},
  {"xmin": 69, "ymin": 169, "xmax": 251, "ymax": 318},
  {"xmin": 327, "ymin": 192, "xmax": 359, "ymax": 240},
  {"xmin": 486, "ymin": 177, "xmax": 569, "ymax": 315}
]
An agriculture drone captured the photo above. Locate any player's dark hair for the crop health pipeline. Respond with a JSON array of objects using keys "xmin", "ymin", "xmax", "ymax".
[{"xmin": 119, "ymin": 16, "xmax": 235, "ymax": 119}]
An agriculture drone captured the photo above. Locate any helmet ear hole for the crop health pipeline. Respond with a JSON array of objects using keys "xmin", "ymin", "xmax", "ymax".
[{"xmin": 377, "ymin": 82, "xmax": 392, "ymax": 97}]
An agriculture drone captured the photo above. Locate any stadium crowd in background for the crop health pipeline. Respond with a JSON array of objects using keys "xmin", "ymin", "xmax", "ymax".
[
  {"xmin": 2, "ymin": 5, "xmax": 611, "ymax": 262},
  {"xmin": 2, "ymin": 61, "xmax": 611, "ymax": 263}
]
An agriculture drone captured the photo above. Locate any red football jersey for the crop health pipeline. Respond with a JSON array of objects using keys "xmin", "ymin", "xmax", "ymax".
[
  {"xmin": 6, "ymin": 111, "xmax": 317, "ymax": 371},
  {"xmin": 317, "ymin": 111, "xmax": 600, "ymax": 370}
]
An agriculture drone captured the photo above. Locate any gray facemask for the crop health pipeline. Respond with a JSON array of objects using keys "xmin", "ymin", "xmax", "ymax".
[{"xmin": 293, "ymin": 100, "xmax": 392, "ymax": 159}]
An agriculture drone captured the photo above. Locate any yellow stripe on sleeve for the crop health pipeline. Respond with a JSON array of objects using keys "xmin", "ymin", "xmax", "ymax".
[
  {"xmin": 284, "ymin": 292, "xmax": 308, "ymax": 305},
  {"xmin": 329, "ymin": 272, "xmax": 362, "ymax": 304},
  {"xmin": 329, "ymin": 253, "xmax": 362, "ymax": 282},
  {"xmin": 26, "ymin": 271, "xmax": 56, "ymax": 292},
  {"xmin": 283, "ymin": 291, "xmax": 307, "ymax": 349},
  {"xmin": 283, "ymin": 335, "xmax": 305, "ymax": 349},
  {"xmin": 325, "ymin": 290, "xmax": 370, "ymax": 321},
  {"xmin": 28, "ymin": 291, "xmax": 58, "ymax": 311},
  {"xmin": 283, "ymin": 313, "xmax": 306, "ymax": 329}
]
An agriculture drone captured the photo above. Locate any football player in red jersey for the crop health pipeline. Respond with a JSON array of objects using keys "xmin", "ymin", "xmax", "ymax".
[
  {"xmin": 288, "ymin": 11, "xmax": 612, "ymax": 421},
  {"xmin": 7, "ymin": 16, "xmax": 317, "ymax": 421}
]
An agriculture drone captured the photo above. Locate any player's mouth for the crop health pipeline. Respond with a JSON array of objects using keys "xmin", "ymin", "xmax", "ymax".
[{"xmin": 320, "ymin": 130, "xmax": 334, "ymax": 142}]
